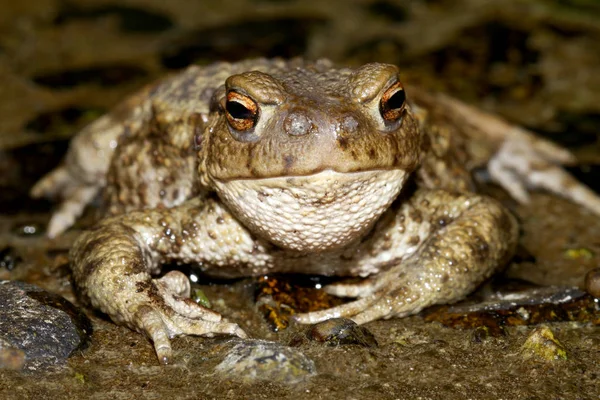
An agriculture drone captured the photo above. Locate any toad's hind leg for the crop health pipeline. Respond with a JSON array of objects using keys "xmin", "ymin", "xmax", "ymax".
[{"xmin": 31, "ymin": 87, "xmax": 154, "ymax": 237}]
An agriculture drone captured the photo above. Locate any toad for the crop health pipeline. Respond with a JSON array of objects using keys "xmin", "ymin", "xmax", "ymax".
[{"xmin": 31, "ymin": 58, "xmax": 600, "ymax": 364}]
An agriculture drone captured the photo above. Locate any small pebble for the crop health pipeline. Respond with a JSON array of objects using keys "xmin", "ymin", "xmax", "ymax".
[
  {"xmin": 521, "ymin": 326, "xmax": 567, "ymax": 362},
  {"xmin": 471, "ymin": 326, "xmax": 493, "ymax": 343},
  {"xmin": 290, "ymin": 317, "xmax": 378, "ymax": 347},
  {"xmin": 215, "ymin": 340, "xmax": 316, "ymax": 383},
  {"xmin": 584, "ymin": 268, "xmax": 600, "ymax": 298}
]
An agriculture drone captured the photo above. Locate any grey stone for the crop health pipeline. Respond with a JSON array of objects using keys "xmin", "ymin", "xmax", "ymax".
[
  {"xmin": 447, "ymin": 286, "xmax": 587, "ymax": 314},
  {"xmin": 215, "ymin": 339, "xmax": 316, "ymax": 383},
  {"xmin": 0, "ymin": 280, "xmax": 92, "ymax": 370},
  {"xmin": 290, "ymin": 317, "xmax": 378, "ymax": 348}
]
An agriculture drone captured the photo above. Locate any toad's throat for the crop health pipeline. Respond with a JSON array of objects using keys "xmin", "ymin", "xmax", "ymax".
[{"xmin": 213, "ymin": 169, "xmax": 408, "ymax": 252}]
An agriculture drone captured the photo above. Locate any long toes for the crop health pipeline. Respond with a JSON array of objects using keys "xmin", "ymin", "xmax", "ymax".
[
  {"xmin": 489, "ymin": 136, "xmax": 600, "ymax": 216},
  {"xmin": 168, "ymin": 314, "xmax": 247, "ymax": 339},
  {"xmin": 134, "ymin": 302, "xmax": 247, "ymax": 364},
  {"xmin": 155, "ymin": 279, "xmax": 221, "ymax": 321},
  {"xmin": 135, "ymin": 305, "xmax": 173, "ymax": 365},
  {"xmin": 565, "ymin": 183, "xmax": 600, "ymax": 216},
  {"xmin": 351, "ymin": 300, "xmax": 395, "ymax": 325},
  {"xmin": 324, "ymin": 279, "xmax": 380, "ymax": 298},
  {"xmin": 46, "ymin": 185, "xmax": 99, "ymax": 238},
  {"xmin": 527, "ymin": 167, "xmax": 600, "ymax": 216},
  {"xmin": 294, "ymin": 295, "xmax": 378, "ymax": 324},
  {"xmin": 165, "ymin": 295, "xmax": 221, "ymax": 321},
  {"xmin": 519, "ymin": 131, "xmax": 575, "ymax": 164},
  {"xmin": 488, "ymin": 152, "xmax": 530, "ymax": 204},
  {"xmin": 47, "ymin": 211, "xmax": 77, "ymax": 239},
  {"xmin": 30, "ymin": 168, "xmax": 70, "ymax": 198}
]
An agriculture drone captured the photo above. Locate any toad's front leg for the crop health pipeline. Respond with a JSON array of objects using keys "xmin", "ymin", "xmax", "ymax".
[
  {"xmin": 70, "ymin": 198, "xmax": 247, "ymax": 364},
  {"xmin": 295, "ymin": 189, "xmax": 518, "ymax": 324}
]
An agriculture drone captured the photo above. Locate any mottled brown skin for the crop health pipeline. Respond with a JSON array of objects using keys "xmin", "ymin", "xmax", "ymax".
[
  {"xmin": 33, "ymin": 58, "xmax": 531, "ymax": 364},
  {"xmin": 202, "ymin": 64, "xmax": 422, "ymax": 182}
]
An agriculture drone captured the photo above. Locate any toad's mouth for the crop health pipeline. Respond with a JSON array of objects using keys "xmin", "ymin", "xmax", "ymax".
[{"xmin": 212, "ymin": 169, "xmax": 408, "ymax": 252}]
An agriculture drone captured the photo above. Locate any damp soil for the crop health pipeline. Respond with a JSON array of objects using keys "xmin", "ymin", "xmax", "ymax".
[{"xmin": 1, "ymin": 0, "xmax": 599, "ymax": 399}]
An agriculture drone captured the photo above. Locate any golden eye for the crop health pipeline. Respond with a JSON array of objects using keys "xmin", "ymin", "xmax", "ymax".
[
  {"xmin": 224, "ymin": 91, "xmax": 259, "ymax": 131},
  {"xmin": 379, "ymin": 81, "xmax": 406, "ymax": 123}
]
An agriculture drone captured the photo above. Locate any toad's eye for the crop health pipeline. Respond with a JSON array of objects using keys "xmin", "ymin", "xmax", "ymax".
[
  {"xmin": 225, "ymin": 91, "xmax": 258, "ymax": 131},
  {"xmin": 379, "ymin": 81, "xmax": 406, "ymax": 123}
]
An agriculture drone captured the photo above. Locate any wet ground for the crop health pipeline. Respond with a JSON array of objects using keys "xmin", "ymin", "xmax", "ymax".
[{"xmin": 1, "ymin": 0, "xmax": 599, "ymax": 399}]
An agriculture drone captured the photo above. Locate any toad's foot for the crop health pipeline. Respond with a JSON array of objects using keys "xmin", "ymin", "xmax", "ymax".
[
  {"xmin": 132, "ymin": 271, "xmax": 247, "ymax": 364},
  {"xmin": 456, "ymin": 94, "xmax": 599, "ymax": 215},
  {"xmin": 488, "ymin": 133, "xmax": 600, "ymax": 215},
  {"xmin": 294, "ymin": 267, "xmax": 421, "ymax": 325},
  {"xmin": 294, "ymin": 263, "xmax": 443, "ymax": 325},
  {"xmin": 30, "ymin": 166, "xmax": 100, "ymax": 238},
  {"xmin": 295, "ymin": 189, "xmax": 518, "ymax": 326},
  {"xmin": 70, "ymin": 215, "xmax": 248, "ymax": 365}
]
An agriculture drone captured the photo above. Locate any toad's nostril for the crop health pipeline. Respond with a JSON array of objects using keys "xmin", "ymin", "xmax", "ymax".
[
  {"xmin": 284, "ymin": 111, "xmax": 313, "ymax": 136},
  {"xmin": 341, "ymin": 115, "xmax": 359, "ymax": 134}
]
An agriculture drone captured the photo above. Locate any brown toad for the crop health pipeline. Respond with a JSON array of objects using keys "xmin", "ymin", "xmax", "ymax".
[{"xmin": 31, "ymin": 58, "xmax": 600, "ymax": 364}]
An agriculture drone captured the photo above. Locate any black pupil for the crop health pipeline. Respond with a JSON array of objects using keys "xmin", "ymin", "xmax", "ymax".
[
  {"xmin": 226, "ymin": 100, "xmax": 253, "ymax": 119},
  {"xmin": 386, "ymin": 89, "xmax": 406, "ymax": 110}
]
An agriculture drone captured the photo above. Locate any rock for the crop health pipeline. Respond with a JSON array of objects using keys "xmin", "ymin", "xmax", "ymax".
[
  {"xmin": 584, "ymin": 268, "xmax": 600, "ymax": 298},
  {"xmin": 521, "ymin": 326, "xmax": 567, "ymax": 362},
  {"xmin": 0, "ymin": 280, "xmax": 92, "ymax": 370},
  {"xmin": 470, "ymin": 326, "xmax": 493, "ymax": 343},
  {"xmin": 215, "ymin": 340, "xmax": 316, "ymax": 383},
  {"xmin": 290, "ymin": 317, "xmax": 378, "ymax": 348},
  {"xmin": 424, "ymin": 284, "xmax": 598, "ymax": 334}
]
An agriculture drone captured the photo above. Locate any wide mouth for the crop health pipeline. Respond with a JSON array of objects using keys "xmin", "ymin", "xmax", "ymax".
[
  {"xmin": 212, "ymin": 169, "xmax": 408, "ymax": 252},
  {"xmin": 212, "ymin": 167, "xmax": 403, "ymax": 182}
]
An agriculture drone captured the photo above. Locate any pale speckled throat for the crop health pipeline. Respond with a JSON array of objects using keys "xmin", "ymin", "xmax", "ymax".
[{"xmin": 213, "ymin": 169, "xmax": 408, "ymax": 252}]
